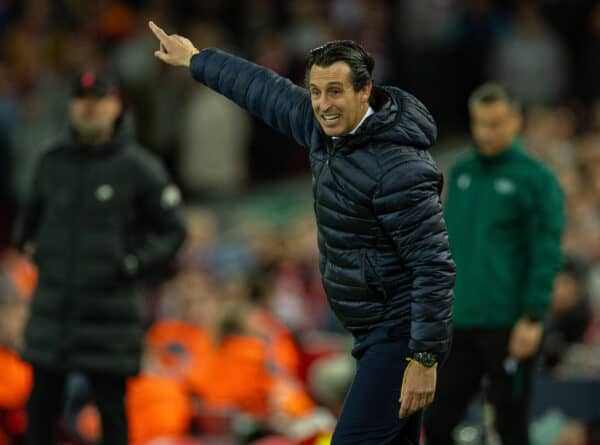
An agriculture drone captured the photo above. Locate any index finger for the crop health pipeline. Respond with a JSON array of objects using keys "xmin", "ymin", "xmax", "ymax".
[
  {"xmin": 149, "ymin": 21, "xmax": 169, "ymax": 41},
  {"xmin": 399, "ymin": 392, "xmax": 413, "ymax": 418}
]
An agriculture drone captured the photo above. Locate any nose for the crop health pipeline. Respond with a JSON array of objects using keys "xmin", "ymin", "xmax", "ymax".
[
  {"xmin": 80, "ymin": 98, "xmax": 95, "ymax": 113},
  {"xmin": 477, "ymin": 126, "xmax": 494, "ymax": 141},
  {"xmin": 317, "ymin": 95, "xmax": 330, "ymax": 112}
]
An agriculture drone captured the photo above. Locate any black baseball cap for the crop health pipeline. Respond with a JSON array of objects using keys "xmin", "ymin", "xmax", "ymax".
[{"xmin": 72, "ymin": 70, "xmax": 121, "ymax": 98}]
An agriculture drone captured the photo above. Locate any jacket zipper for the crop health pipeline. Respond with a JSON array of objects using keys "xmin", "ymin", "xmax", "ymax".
[
  {"xmin": 314, "ymin": 152, "xmax": 330, "ymax": 222},
  {"xmin": 314, "ymin": 150, "xmax": 331, "ymax": 268},
  {"xmin": 60, "ymin": 155, "xmax": 85, "ymax": 363}
]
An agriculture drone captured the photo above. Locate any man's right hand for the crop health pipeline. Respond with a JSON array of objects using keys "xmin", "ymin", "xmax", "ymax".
[
  {"xmin": 509, "ymin": 317, "xmax": 543, "ymax": 360},
  {"xmin": 399, "ymin": 360, "xmax": 437, "ymax": 418},
  {"xmin": 149, "ymin": 21, "xmax": 199, "ymax": 67}
]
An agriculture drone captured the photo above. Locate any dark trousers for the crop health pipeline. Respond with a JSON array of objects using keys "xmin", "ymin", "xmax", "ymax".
[
  {"xmin": 423, "ymin": 328, "xmax": 534, "ymax": 445},
  {"xmin": 25, "ymin": 365, "xmax": 128, "ymax": 445},
  {"xmin": 332, "ymin": 328, "xmax": 422, "ymax": 445}
]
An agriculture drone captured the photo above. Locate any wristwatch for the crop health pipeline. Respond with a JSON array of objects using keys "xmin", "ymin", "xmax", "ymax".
[{"xmin": 413, "ymin": 352, "xmax": 438, "ymax": 368}]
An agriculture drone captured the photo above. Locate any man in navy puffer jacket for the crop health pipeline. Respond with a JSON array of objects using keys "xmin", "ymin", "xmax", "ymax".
[{"xmin": 150, "ymin": 21, "xmax": 455, "ymax": 445}]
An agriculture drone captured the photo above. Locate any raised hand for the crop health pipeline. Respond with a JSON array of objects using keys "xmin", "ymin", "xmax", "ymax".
[{"xmin": 148, "ymin": 21, "xmax": 199, "ymax": 67}]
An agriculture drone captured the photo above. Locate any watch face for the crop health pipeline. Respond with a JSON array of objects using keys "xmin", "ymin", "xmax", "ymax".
[{"xmin": 415, "ymin": 352, "xmax": 437, "ymax": 367}]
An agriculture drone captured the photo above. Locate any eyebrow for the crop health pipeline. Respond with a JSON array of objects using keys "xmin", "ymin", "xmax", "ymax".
[{"xmin": 310, "ymin": 81, "xmax": 344, "ymax": 89}]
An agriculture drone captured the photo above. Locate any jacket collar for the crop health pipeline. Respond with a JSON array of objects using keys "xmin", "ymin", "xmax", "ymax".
[
  {"xmin": 323, "ymin": 85, "xmax": 436, "ymax": 153},
  {"xmin": 474, "ymin": 138, "xmax": 522, "ymax": 164}
]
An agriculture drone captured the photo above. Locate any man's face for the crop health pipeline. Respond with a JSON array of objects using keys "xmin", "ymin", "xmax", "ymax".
[
  {"xmin": 309, "ymin": 61, "xmax": 372, "ymax": 137},
  {"xmin": 70, "ymin": 95, "xmax": 122, "ymax": 140},
  {"xmin": 470, "ymin": 101, "xmax": 521, "ymax": 156},
  {"xmin": 0, "ymin": 300, "xmax": 28, "ymax": 349}
]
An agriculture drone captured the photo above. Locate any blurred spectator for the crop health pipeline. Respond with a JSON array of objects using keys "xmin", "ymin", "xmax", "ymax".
[
  {"xmin": 450, "ymin": 0, "xmax": 510, "ymax": 111},
  {"xmin": 489, "ymin": 1, "xmax": 567, "ymax": 107},
  {"xmin": 126, "ymin": 373, "xmax": 193, "ymax": 445},
  {"xmin": 284, "ymin": 0, "xmax": 330, "ymax": 57},
  {"xmin": 0, "ymin": 272, "xmax": 32, "ymax": 444},
  {"xmin": 564, "ymin": 137, "xmax": 600, "ymax": 261},
  {"xmin": 260, "ymin": 217, "xmax": 330, "ymax": 335},
  {"xmin": 178, "ymin": 82, "xmax": 251, "ymax": 197},
  {"xmin": 306, "ymin": 353, "xmax": 354, "ymax": 418},
  {"xmin": 239, "ymin": 0, "xmax": 284, "ymax": 39},
  {"xmin": 244, "ymin": 26, "xmax": 311, "ymax": 184},
  {"xmin": 173, "ymin": 20, "xmax": 250, "ymax": 198},
  {"xmin": 523, "ymin": 107, "xmax": 577, "ymax": 166},
  {"xmin": 0, "ymin": 249, "xmax": 37, "ymax": 299},
  {"xmin": 395, "ymin": 0, "xmax": 457, "ymax": 51},
  {"xmin": 176, "ymin": 207, "xmax": 219, "ymax": 272},
  {"xmin": 95, "ymin": 1, "xmax": 136, "ymax": 43},
  {"xmin": 0, "ymin": 286, "xmax": 31, "ymax": 407},
  {"xmin": 392, "ymin": 0, "xmax": 457, "ymax": 127},
  {"xmin": 577, "ymin": 2, "xmax": 600, "ymax": 107},
  {"xmin": 541, "ymin": 256, "xmax": 592, "ymax": 370},
  {"xmin": 110, "ymin": 8, "xmax": 166, "ymax": 152},
  {"xmin": 0, "ymin": 65, "xmax": 18, "ymax": 243},
  {"xmin": 144, "ymin": 271, "xmax": 333, "ymax": 442},
  {"xmin": 11, "ymin": 70, "xmax": 185, "ymax": 445},
  {"xmin": 551, "ymin": 417, "xmax": 600, "ymax": 445}
]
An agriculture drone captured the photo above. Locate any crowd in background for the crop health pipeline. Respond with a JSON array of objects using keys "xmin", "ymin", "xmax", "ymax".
[
  {"xmin": 4, "ymin": 0, "xmax": 600, "ymax": 205},
  {"xmin": 2, "ymin": 0, "xmax": 600, "ymax": 444}
]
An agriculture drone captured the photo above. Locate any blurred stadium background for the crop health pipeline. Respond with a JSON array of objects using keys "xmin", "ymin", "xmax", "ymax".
[{"xmin": 1, "ymin": 1, "xmax": 600, "ymax": 444}]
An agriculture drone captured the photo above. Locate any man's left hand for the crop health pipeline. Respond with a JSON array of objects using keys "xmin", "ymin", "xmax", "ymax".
[
  {"xmin": 399, "ymin": 360, "xmax": 436, "ymax": 418},
  {"xmin": 509, "ymin": 317, "xmax": 543, "ymax": 360}
]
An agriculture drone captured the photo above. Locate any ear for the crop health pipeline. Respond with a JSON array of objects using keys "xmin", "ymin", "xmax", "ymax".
[
  {"xmin": 512, "ymin": 110, "xmax": 523, "ymax": 133},
  {"xmin": 106, "ymin": 96, "xmax": 123, "ymax": 119}
]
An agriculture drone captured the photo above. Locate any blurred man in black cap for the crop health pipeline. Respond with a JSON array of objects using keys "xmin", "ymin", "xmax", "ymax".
[{"xmin": 12, "ymin": 71, "xmax": 186, "ymax": 445}]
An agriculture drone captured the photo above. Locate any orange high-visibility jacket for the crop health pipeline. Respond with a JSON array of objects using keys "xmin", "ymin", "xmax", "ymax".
[{"xmin": 0, "ymin": 348, "xmax": 32, "ymax": 410}]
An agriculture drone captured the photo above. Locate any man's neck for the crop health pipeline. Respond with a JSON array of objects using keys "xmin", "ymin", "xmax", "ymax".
[
  {"xmin": 77, "ymin": 129, "xmax": 114, "ymax": 145},
  {"xmin": 477, "ymin": 139, "xmax": 519, "ymax": 158},
  {"xmin": 350, "ymin": 106, "xmax": 374, "ymax": 135}
]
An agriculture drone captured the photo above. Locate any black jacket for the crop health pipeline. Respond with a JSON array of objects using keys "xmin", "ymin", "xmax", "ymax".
[
  {"xmin": 13, "ymin": 126, "xmax": 186, "ymax": 375},
  {"xmin": 190, "ymin": 49, "xmax": 455, "ymax": 353}
]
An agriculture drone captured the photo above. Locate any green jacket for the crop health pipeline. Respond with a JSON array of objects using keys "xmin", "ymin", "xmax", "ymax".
[{"xmin": 444, "ymin": 139, "xmax": 564, "ymax": 328}]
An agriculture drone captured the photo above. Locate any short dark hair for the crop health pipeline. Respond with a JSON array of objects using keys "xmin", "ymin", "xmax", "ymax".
[
  {"xmin": 305, "ymin": 40, "xmax": 374, "ymax": 91},
  {"xmin": 468, "ymin": 83, "xmax": 521, "ymax": 113}
]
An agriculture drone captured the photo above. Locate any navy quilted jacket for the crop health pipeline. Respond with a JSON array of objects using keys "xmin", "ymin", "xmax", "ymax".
[{"xmin": 190, "ymin": 49, "xmax": 455, "ymax": 353}]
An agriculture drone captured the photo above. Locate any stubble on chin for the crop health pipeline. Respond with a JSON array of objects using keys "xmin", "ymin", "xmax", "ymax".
[{"xmin": 72, "ymin": 119, "xmax": 112, "ymax": 144}]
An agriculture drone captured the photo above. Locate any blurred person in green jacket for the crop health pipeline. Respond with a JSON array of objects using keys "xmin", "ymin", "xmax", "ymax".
[{"xmin": 424, "ymin": 83, "xmax": 564, "ymax": 445}]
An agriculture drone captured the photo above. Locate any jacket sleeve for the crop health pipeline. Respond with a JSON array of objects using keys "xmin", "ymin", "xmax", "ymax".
[
  {"xmin": 128, "ymin": 154, "xmax": 186, "ymax": 278},
  {"xmin": 373, "ymin": 159, "xmax": 456, "ymax": 354},
  {"xmin": 12, "ymin": 156, "xmax": 45, "ymax": 252},
  {"xmin": 521, "ymin": 170, "xmax": 564, "ymax": 319},
  {"xmin": 189, "ymin": 48, "xmax": 316, "ymax": 148}
]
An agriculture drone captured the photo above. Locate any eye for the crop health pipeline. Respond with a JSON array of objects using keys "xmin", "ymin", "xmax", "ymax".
[
  {"xmin": 310, "ymin": 89, "xmax": 320, "ymax": 97},
  {"xmin": 330, "ymin": 89, "xmax": 342, "ymax": 96}
]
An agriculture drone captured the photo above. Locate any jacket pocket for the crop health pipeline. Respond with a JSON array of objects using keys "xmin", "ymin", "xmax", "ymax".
[{"xmin": 361, "ymin": 249, "xmax": 388, "ymax": 302}]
